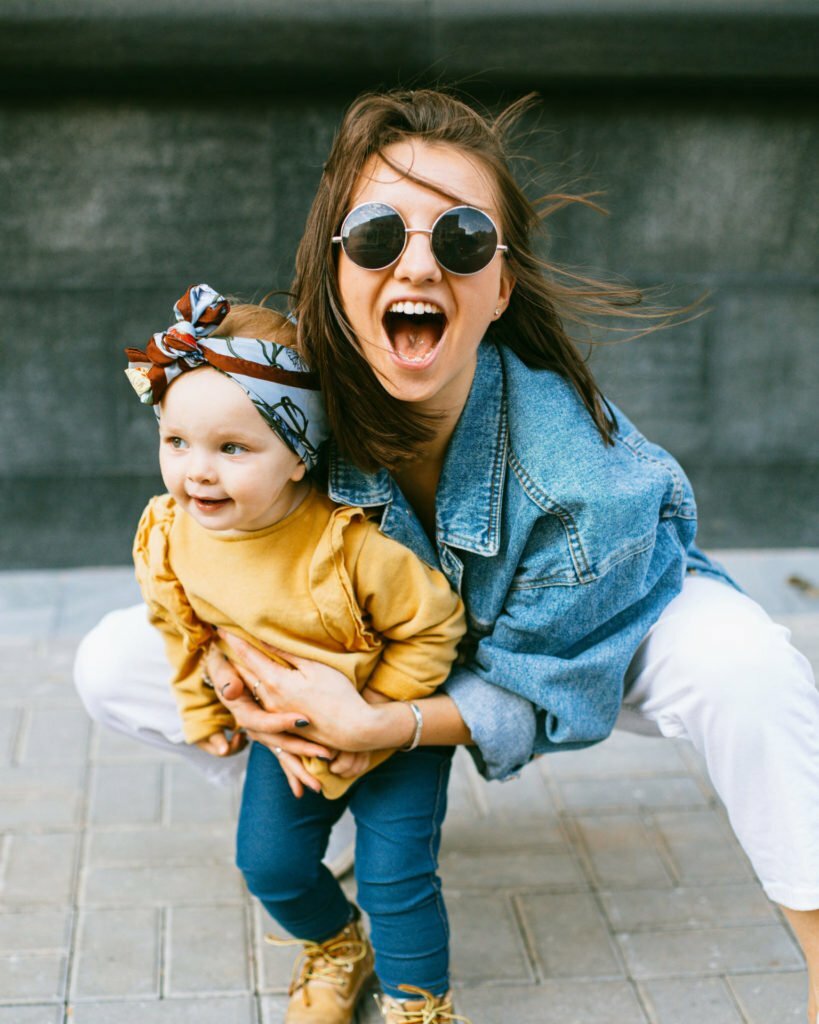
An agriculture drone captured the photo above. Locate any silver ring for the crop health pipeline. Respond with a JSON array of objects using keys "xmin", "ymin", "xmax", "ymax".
[
  {"xmin": 252, "ymin": 680, "xmax": 261, "ymax": 702},
  {"xmin": 273, "ymin": 745, "xmax": 283, "ymax": 757},
  {"xmin": 202, "ymin": 671, "xmax": 214, "ymax": 689}
]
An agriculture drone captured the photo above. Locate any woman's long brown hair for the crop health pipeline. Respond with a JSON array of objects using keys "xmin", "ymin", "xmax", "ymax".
[{"xmin": 294, "ymin": 88, "xmax": 691, "ymax": 472}]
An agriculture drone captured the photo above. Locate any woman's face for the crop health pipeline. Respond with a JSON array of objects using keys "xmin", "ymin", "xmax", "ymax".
[{"xmin": 336, "ymin": 140, "xmax": 514, "ymax": 418}]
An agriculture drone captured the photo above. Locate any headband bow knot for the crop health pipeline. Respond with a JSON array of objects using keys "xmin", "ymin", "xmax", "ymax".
[{"xmin": 125, "ymin": 284, "xmax": 328, "ymax": 470}]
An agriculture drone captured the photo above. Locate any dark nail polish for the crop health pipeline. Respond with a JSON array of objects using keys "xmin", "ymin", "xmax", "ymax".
[
  {"xmin": 317, "ymin": 755, "xmax": 331, "ymax": 762},
  {"xmin": 294, "ymin": 718, "xmax": 310, "ymax": 727}
]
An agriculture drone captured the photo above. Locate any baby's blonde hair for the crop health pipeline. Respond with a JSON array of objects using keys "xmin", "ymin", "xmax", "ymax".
[{"xmin": 215, "ymin": 302, "xmax": 297, "ymax": 347}]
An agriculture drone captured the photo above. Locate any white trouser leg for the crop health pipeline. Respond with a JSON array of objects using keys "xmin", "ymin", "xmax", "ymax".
[
  {"xmin": 618, "ymin": 575, "xmax": 819, "ymax": 910},
  {"xmin": 73, "ymin": 603, "xmax": 247, "ymax": 785},
  {"xmin": 74, "ymin": 604, "xmax": 357, "ymax": 875}
]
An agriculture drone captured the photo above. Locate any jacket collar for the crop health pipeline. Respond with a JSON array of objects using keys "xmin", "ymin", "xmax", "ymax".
[{"xmin": 328, "ymin": 341, "xmax": 507, "ymax": 558}]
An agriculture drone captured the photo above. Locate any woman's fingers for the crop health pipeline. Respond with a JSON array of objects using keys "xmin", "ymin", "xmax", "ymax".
[
  {"xmin": 205, "ymin": 643, "xmax": 245, "ymax": 700},
  {"xmin": 276, "ymin": 751, "xmax": 305, "ymax": 798},
  {"xmin": 245, "ymin": 728, "xmax": 334, "ymax": 761},
  {"xmin": 256, "ymin": 743, "xmax": 321, "ymax": 797},
  {"xmin": 218, "ymin": 629, "xmax": 312, "ymax": 673}
]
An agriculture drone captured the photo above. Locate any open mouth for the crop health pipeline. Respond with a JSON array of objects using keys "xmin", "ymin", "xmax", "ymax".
[
  {"xmin": 192, "ymin": 496, "xmax": 231, "ymax": 512},
  {"xmin": 383, "ymin": 301, "xmax": 447, "ymax": 365}
]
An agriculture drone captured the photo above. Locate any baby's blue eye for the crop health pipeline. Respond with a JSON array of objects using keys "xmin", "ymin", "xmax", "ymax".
[{"xmin": 222, "ymin": 442, "xmax": 246, "ymax": 455}]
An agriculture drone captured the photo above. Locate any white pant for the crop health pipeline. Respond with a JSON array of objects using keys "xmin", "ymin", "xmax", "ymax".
[{"xmin": 73, "ymin": 575, "xmax": 819, "ymax": 910}]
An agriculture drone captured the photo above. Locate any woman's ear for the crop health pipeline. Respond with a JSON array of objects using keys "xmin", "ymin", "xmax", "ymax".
[
  {"xmin": 291, "ymin": 459, "xmax": 308, "ymax": 483},
  {"xmin": 495, "ymin": 268, "xmax": 516, "ymax": 317}
]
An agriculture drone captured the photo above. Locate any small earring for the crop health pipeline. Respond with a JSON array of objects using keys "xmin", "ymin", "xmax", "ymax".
[{"xmin": 494, "ymin": 308, "xmax": 501, "ymax": 318}]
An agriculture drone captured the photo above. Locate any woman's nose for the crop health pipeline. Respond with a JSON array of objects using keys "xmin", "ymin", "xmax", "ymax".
[{"xmin": 393, "ymin": 230, "xmax": 442, "ymax": 285}]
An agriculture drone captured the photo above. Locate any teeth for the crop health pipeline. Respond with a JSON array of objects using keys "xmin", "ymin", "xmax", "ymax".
[{"xmin": 388, "ymin": 301, "xmax": 443, "ymax": 316}]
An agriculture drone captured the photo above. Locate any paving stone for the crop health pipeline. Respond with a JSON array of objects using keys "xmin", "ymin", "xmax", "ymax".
[
  {"xmin": 87, "ymin": 825, "xmax": 234, "ymax": 867},
  {"xmin": 88, "ymin": 762, "xmax": 162, "ymax": 825},
  {"xmin": 448, "ymin": 893, "xmax": 534, "ymax": 983},
  {"xmin": 653, "ymin": 810, "xmax": 754, "ymax": 884},
  {"xmin": 456, "ymin": 979, "xmax": 649, "ymax": 1023},
  {"xmin": 544, "ymin": 732, "xmax": 688, "ymax": 781},
  {"xmin": 166, "ymin": 761, "xmax": 237, "ymax": 825},
  {"xmin": 0, "ymin": 1007, "xmax": 62, "ymax": 1024},
  {"xmin": 54, "ymin": 570, "xmax": 141, "ymax": 638},
  {"xmin": 17, "ymin": 707, "xmax": 91, "ymax": 764},
  {"xmin": 0, "ymin": 908, "xmax": 71, "ymax": 954},
  {"xmin": 556, "ymin": 775, "xmax": 707, "ymax": 814},
  {"xmin": 69, "ymin": 995, "xmax": 257, "ymax": 1023},
  {"xmin": 254, "ymin": 906, "xmax": 300, "ymax": 993},
  {"xmin": 166, "ymin": 904, "xmax": 249, "ymax": 994},
  {"xmin": 82, "ymin": 862, "xmax": 245, "ymax": 907},
  {"xmin": 1, "ymin": 833, "xmax": 78, "ymax": 906},
  {"xmin": 71, "ymin": 906, "xmax": 159, "ymax": 998},
  {"xmin": 574, "ymin": 815, "xmax": 674, "ymax": 889},
  {"xmin": 727, "ymin": 971, "xmax": 806, "ymax": 1023},
  {"xmin": 259, "ymin": 995, "xmax": 296, "ymax": 1023},
  {"xmin": 92, "ymin": 727, "xmax": 176, "ymax": 763},
  {"xmin": 638, "ymin": 977, "xmax": 743, "ymax": 1023},
  {"xmin": 0, "ymin": 762, "xmax": 84, "ymax": 828},
  {"xmin": 475, "ymin": 758, "xmax": 556, "ymax": 814},
  {"xmin": 601, "ymin": 883, "xmax": 777, "ymax": 932},
  {"xmin": 617, "ymin": 924, "xmax": 802, "ymax": 979},
  {"xmin": 0, "ymin": 709, "xmax": 21, "ymax": 764},
  {"xmin": 518, "ymin": 892, "xmax": 624, "ymax": 979},
  {"xmin": 440, "ymin": 847, "xmax": 582, "ymax": 890},
  {"xmin": 0, "ymin": 952, "xmax": 65, "ymax": 1000}
]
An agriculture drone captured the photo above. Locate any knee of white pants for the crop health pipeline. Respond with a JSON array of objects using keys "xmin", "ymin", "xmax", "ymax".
[
  {"xmin": 660, "ymin": 617, "xmax": 814, "ymax": 732},
  {"xmin": 73, "ymin": 605, "xmax": 153, "ymax": 723}
]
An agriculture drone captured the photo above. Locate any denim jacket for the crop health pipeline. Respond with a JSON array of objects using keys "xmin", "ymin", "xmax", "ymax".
[{"xmin": 328, "ymin": 340, "xmax": 734, "ymax": 781}]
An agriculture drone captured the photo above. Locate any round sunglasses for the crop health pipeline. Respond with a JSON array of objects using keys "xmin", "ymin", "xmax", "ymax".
[{"xmin": 332, "ymin": 202, "xmax": 508, "ymax": 276}]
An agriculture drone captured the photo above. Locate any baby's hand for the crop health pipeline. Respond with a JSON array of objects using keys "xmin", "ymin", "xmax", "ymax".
[
  {"xmin": 328, "ymin": 749, "xmax": 370, "ymax": 778},
  {"xmin": 194, "ymin": 730, "xmax": 247, "ymax": 758}
]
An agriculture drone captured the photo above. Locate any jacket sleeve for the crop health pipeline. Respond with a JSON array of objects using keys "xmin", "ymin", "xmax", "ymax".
[
  {"xmin": 446, "ymin": 515, "xmax": 687, "ymax": 781},
  {"xmin": 133, "ymin": 496, "xmax": 236, "ymax": 744},
  {"xmin": 348, "ymin": 522, "xmax": 466, "ymax": 701}
]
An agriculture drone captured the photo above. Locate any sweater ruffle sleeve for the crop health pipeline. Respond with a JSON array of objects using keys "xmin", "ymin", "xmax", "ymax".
[{"xmin": 133, "ymin": 495, "xmax": 234, "ymax": 744}]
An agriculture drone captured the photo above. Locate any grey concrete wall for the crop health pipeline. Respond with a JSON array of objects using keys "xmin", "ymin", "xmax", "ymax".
[{"xmin": 1, "ymin": 4, "xmax": 817, "ymax": 567}]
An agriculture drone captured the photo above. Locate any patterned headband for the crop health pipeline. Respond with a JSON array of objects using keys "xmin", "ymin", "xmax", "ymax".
[{"xmin": 124, "ymin": 284, "xmax": 328, "ymax": 470}]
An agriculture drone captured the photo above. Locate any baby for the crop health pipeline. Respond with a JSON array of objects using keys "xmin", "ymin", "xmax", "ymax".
[{"xmin": 125, "ymin": 284, "xmax": 466, "ymax": 1023}]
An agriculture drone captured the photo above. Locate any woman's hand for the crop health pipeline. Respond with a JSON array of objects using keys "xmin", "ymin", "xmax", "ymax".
[
  {"xmin": 215, "ymin": 630, "xmax": 379, "ymax": 751},
  {"xmin": 205, "ymin": 643, "xmax": 333, "ymax": 797}
]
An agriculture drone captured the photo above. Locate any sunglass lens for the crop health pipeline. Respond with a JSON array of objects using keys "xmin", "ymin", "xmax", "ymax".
[
  {"xmin": 432, "ymin": 206, "xmax": 499, "ymax": 275},
  {"xmin": 341, "ymin": 203, "xmax": 405, "ymax": 270}
]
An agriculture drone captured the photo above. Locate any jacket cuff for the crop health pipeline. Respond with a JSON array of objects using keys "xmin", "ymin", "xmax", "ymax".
[{"xmin": 444, "ymin": 665, "xmax": 536, "ymax": 781}]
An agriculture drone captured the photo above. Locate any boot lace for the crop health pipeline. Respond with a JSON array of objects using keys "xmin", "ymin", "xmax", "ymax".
[
  {"xmin": 378, "ymin": 984, "xmax": 472, "ymax": 1023},
  {"xmin": 265, "ymin": 927, "xmax": 369, "ymax": 1006}
]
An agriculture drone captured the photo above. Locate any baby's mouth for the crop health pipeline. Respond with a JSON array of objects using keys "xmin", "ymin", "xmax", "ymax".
[{"xmin": 383, "ymin": 301, "xmax": 447, "ymax": 364}]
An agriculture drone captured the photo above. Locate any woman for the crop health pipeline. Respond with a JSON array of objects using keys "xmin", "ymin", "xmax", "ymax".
[{"xmin": 76, "ymin": 89, "xmax": 819, "ymax": 1022}]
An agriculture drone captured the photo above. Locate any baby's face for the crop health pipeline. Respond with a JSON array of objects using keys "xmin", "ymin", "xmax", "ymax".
[{"xmin": 158, "ymin": 367, "xmax": 307, "ymax": 533}]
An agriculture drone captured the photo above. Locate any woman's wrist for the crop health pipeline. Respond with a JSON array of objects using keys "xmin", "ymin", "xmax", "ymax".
[
  {"xmin": 358, "ymin": 693, "xmax": 473, "ymax": 750},
  {"xmin": 359, "ymin": 700, "xmax": 418, "ymax": 750}
]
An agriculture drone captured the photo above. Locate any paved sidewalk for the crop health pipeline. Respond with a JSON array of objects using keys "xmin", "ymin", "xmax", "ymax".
[{"xmin": 1, "ymin": 551, "xmax": 818, "ymax": 1024}]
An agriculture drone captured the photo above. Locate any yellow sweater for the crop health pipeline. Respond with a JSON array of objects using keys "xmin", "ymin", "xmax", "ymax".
[{"xmin": 133, "ymin": 489, "xmax": 465, "ymax": 797}]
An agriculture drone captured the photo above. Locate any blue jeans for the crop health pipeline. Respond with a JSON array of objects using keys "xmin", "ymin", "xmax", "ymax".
[{"xmin": 236, "ymin": 741, "xmax": 454, "ymax": 999}]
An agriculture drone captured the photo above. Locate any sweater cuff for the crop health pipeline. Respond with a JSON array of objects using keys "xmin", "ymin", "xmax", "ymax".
[{"xmin": 444, "ymin": 666, "xmax": 536, "ymax": 781}]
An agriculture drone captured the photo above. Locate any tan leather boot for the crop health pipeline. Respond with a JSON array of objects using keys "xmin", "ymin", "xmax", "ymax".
[
  {"xmin": 266, "ymin": 915, "xmax": 374, "ymax": 1024},
  {"xmin": 376, "ymin": 985, "xmax": 471, "ymax": 1023}
]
